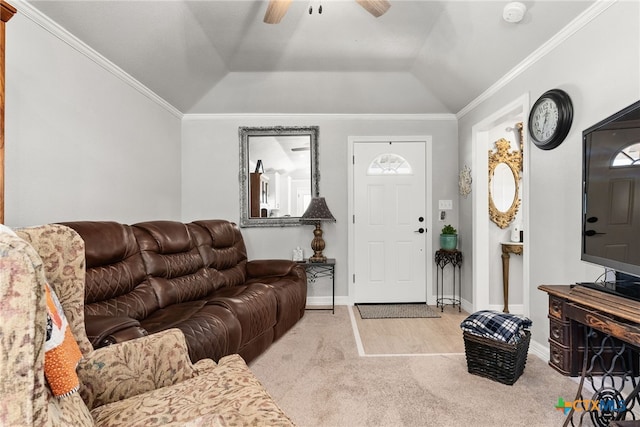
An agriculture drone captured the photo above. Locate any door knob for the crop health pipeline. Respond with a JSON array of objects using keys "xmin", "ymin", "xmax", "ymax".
[
  {"xmin": 585, "ymin": 230, "xmax": 606, "ymax": 236},
  {"xmin": 414, "ymin": 228, "xmax": 425, "ymax": 233}
]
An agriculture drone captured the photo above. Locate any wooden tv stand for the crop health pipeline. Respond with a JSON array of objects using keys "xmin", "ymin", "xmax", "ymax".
[
  {"xmin": 539, "ymin": 284, "xmax": 640, "ymax": 376},
  {"xmin": 540, "ymin": 284, "xmax": 640, "ymax": 424}
]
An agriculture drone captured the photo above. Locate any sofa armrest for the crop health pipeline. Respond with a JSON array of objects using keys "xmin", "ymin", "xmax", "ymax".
[
  {"xmin": 85, "ymin": 314, "xmax": 148, "ymax": 348},
  {"xmin": 246, "ymin": 259, "xmax": 306, "ymax": 280},
  {"xmin": 77, "ymin": 328, "xmax": 213, "ymax": 410}
]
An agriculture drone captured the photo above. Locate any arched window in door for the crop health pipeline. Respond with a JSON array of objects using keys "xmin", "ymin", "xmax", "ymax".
[
  {"xmin": 612, "ymin": 142, "xmax": 640, "ymax": 167},
  {"xmin": 367, "ymin": 153, "xmax": 413, "ymax": 175}
]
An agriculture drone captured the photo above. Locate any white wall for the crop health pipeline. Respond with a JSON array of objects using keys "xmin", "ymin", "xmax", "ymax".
[
  {"xmin": 182, "ymin": 115, "xmax": 458, "ymax": 300},
  {"xmin": 458, "ymin": 2, "xmax": 640, "ymax": 348},
  {"xmin": 4, "ymin": 12, "xmax": 182, "ymax": 228}
]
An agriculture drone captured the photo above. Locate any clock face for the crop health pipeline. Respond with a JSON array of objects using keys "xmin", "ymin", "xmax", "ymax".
[
  {"xmin": 528, "ymin": 89, "xmax": 573, "ymax": 150},
  {"xmin": 530, "ymin": 98, "xmax": 559, "ymax": 143}
]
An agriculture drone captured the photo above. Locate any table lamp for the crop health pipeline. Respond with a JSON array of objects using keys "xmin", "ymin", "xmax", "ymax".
[{"xmin": 300, "ymin": 197, "xmax": 336, "ymax": 263}]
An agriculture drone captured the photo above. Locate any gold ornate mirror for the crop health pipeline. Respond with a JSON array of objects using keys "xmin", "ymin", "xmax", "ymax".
[{"xmin": 488, "ymin": 124, "xmax": 523, "ymax": 229}]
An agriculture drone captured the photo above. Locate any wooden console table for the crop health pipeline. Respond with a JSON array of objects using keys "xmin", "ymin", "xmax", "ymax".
[
  {"xmin": 501, "ymin": 242, "xmax": 523, "ymax": 313},
  {"xmin": 539, "ymin": 284, "xmax": 640, "ymax": 425}
]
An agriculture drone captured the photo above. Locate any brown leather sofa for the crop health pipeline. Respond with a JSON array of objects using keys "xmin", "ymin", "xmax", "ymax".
[{"xmin": 61, "ymin": 219, "xmax": 307, "ymax": 364}]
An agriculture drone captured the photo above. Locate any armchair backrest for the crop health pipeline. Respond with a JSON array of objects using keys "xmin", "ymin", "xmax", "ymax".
[
  {"xmin": 2, "ymin": 225, "xmax": 94, "ymax": 426},
  {"xmin": 17, "ymin": 224, "xmax": 93, "ymax": 354},
  {"xmin": 0, "ymin": 230, "xmax": 49, "ymax": 426}
]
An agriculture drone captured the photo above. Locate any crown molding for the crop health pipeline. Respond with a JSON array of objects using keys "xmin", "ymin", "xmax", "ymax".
[
  {"xmin": 457, "ymin": 0, "xmax": 618, "ymax": 119},
  {"xmin": 13, "ymin": 0, "xmax": 183, "ymax": 119},
  {"xmin": 183, "ymin": 113, "xmax": 457, "ymax": 121}
]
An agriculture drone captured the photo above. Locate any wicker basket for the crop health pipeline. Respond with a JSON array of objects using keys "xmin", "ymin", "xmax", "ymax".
[{"xmin": 463, "ymin": 330, "xmax": 530, "ymax": 385}]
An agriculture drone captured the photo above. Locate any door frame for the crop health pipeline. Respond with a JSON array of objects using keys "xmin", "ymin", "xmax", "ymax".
[
  {"xmin": 348, "ymin": 136, "xmax": 433, "ymax": 305},
  {"xmin": 472, "ymin": 94, "xmax": 530, "ymax": 315}
]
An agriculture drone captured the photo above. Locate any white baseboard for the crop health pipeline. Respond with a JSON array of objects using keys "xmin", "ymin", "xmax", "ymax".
[
  {"xmin": 308, "ymin": 297, "xmax": 471, "ymax": 310},
  {"xmin": 306, "ymin": 296, "xmax": 350, "ymax": 307},
  {"xmin": 528, "ymin": 338, "xmax": 550, "ymax": 361}
]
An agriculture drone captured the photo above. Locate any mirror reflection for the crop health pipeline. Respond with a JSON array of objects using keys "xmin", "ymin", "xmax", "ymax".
[
  {"xmin": 488, "ymin": 136, "xmax": 523, "ymax": 229},
  {"xmin": 239, "ymin": 126, "xmax": 319, "ymax": 227},
  {"xmin": 491, "ymin": 163, "xmax": 516, "ymax": 212}
]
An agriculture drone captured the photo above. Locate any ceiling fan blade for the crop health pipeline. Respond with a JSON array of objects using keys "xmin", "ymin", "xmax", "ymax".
[
  {"xmin": 264, "ymin": 0, "xmax": 293, "ymax": 24},
  {"xmin": 355, "ymin": 0, "xmax": 391, "ymax": 18}
]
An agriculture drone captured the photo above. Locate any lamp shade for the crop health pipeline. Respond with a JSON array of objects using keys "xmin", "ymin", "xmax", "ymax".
[{"xmin": 300, "ymin": 197, "xmax": 336, "ymax": 223}]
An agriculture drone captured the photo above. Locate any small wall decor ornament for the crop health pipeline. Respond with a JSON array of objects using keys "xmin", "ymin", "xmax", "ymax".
[{"xmin": 459, "ymin": 165, "xmax": 472, "ymax": 197}]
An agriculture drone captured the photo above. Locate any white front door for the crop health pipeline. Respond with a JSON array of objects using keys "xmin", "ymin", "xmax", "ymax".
[{"xmin": 353, "ymin": 141, "xmax": 427, "ymax": 303}]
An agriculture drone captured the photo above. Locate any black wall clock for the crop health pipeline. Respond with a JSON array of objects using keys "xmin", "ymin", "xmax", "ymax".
[{"xmin": 528, "ymin": 89, "xmax": 573, "ymax": 150}]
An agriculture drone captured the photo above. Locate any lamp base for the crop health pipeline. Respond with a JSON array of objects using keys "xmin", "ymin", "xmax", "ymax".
[{"xmin": 308, "ymin": 222, "xmax": 327, "ymax": 263}]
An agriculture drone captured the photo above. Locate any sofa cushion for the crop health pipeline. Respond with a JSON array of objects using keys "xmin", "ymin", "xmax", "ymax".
[
  {"xmin": 188, "ymin": 220, "xmax": 249, "ymax": 290},
  {"xmin": 207, "ymin": 283, "xmax": 278, "ymax": 355},
  {"xmin": 141, "ymin": 302, "xmax": 242, "ymax": 362},
  {"xmin": 61, "ymin": 221, "xmax": 159, "ymax": 321},
  {"xmin": 133, "ymin": 221, "xmax": 214, "ymax": 308}
]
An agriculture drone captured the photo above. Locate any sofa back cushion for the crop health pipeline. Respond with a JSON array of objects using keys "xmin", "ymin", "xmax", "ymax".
[
  {"xmin": 133, "ymin": 221, "xmax": 214, "ymax": 308},
  {"xmin": 188, "ymin": 220, "xmax": 249, "ymax": 291},
  {"xmin": 61, "ymin": 221, "xmax": 159, "ymax": 320}
]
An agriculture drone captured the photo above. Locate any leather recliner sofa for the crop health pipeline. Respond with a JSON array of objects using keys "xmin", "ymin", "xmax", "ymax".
[{"xmin": 61, "ymin": 219, "xmax": 307, "ymax": 364}]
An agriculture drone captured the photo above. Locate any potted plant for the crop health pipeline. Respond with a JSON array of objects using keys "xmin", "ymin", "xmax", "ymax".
[{"xmin": 440, "ymin": 224, "xmax": 458, "ymax": 250}]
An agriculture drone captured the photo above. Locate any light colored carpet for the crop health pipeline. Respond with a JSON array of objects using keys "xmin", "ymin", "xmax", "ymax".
[
  {"xmin": 250, "ymin": 306, "xmax": 579, "ymax": 427},
  {"xmin": 356, "ymin": 303, "xmax": 441, "ymax": 319}
]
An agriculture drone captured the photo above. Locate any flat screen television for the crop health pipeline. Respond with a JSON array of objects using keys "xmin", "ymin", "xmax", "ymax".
[{"xmin": 581, "ymin": 100, "xmax": 640, "ymax": 300}]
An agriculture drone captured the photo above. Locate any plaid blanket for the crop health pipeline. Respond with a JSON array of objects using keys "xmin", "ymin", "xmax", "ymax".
[{"xmin": 460, "ymin": 310, "xmax": 532, "ymax": 344}]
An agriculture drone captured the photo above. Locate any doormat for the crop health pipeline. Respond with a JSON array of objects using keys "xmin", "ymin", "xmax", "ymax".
[{"xmin": 356, "ymin": 303, "xmax": 441, "ymax": 319}]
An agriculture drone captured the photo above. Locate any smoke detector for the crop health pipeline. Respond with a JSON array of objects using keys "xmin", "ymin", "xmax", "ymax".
[{"xmin": 503, "ymin": 2, "xmax": 527, "ymax": 23}]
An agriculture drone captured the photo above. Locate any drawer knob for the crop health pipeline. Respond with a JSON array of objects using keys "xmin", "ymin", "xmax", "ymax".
[
  {"xmin": 551, "ymin": 348, "xmax": 563, "ymax": 364},
  {"xmin": 550, "ymin": 299, "xmax": 563, "ymax": 317}
]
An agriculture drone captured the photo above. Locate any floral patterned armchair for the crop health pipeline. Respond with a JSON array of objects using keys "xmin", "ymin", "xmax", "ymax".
[{"xmin": 1, "ymin": 224, "xmax": 295, "ymax": 426}]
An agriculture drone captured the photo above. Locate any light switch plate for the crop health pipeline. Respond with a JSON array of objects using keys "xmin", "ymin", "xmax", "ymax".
[{"xmin": 438, "ymin": 200, "xmax": 453, "ymax": 210}]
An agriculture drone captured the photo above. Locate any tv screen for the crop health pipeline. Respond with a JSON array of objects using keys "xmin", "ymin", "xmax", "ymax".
[{"xmin": 582, "ymin": 100, "xmax": 640, "ymax": 283}]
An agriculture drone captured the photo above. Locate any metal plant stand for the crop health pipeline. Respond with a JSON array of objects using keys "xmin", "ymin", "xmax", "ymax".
[
  {"xmin": 304, "ymin": 258, "xmax": 335, "ymax": 314},
  {"xmin": 435, "ymin": 249, "xmax": 462, "ymax": 312}
]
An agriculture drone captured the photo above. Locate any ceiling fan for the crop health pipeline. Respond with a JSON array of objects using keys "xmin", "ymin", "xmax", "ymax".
[{"xmin": 264, "ymin": 0, "xmax": 391, "ymax": 24}]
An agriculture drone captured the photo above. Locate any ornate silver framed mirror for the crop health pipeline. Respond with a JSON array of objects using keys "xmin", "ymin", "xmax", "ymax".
[{"xmin": 239, "ymin": 126, "xmax": 319, "ymax": 227}]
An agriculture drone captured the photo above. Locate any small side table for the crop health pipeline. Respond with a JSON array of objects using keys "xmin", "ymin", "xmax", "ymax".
[
  {"xmin": 435, "ymin": 249, "xmax": 462, "ymax": 312},
  {"xmin": 303, "ymin": 258, "xmax": 335, "ymax": 314},
  {"xmin": 501, "ymin": 242, "xmax": 523, "ymax": 313}
]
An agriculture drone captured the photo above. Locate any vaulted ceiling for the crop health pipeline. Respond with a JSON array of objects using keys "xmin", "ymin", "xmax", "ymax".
[{"xmin": 28, "ymin": 0, "xmax": 596, "ymax": 115}]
